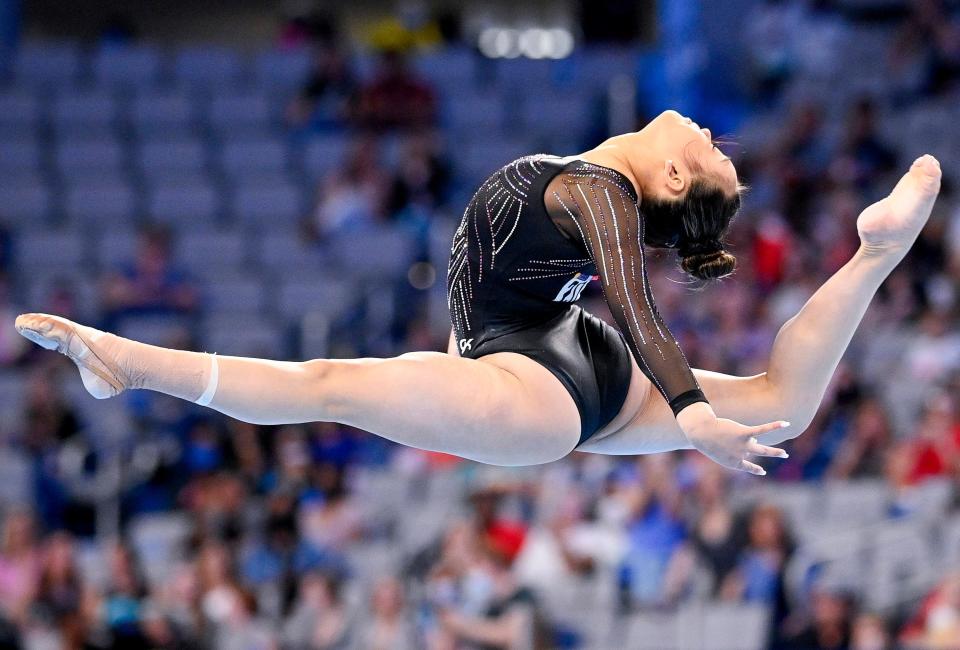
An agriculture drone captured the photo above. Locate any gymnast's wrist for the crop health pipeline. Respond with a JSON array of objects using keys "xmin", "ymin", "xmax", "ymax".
[{"xmin": 675, "ymin": 400, "xmax": 716, "ymax": 436}]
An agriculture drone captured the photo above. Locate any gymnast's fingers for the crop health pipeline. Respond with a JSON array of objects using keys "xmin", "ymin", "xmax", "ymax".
[
  {"xmin": 738, "ymin": 459, "xmax": 767, "ymax": 476},
  {"xmin": 747, "ymin": 420, "xmax": 791, "ymax": 437},
  {"xmin": 746, "ymin": 437, "xmax": 789, "ymax": 459}
]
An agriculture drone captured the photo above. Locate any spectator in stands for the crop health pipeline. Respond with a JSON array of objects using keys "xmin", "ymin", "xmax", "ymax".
[
  {"xmin": 352, "ymin": 50, "xmax": 437, "ymax": 131},
  {"xmin": 286, "ymin": 39, "xmax": 356, "ymax": 129},
  {"xmin": 100, "ymin": 225, "xmax": 199, "ymax": 327},
  {"xmin": 311, "ymin": 135, "xmax": 389, "ymax": 237},
  {"xmin": 779, "ymin": 586, "xmax": 855, "ymax": 650},
  {"xmin": 0, "ymin": 511, "xmax": 39, "ymax": 630},
  {"xmin": 901, "ymin": 392, "xmax": 959, "ymax": 485},
  {"xmin": 720, "ymin": 503, "xmax": 792, "ymax": 606},
  {"xmin": 900, "ymin": 571, "xmax": 960, "ymax": 648},
  {"xmin": 385, "ymin": 132, "xmax": 450, "ymax": 216},
  {"xmin": 33, "ymin": 532, "xmax": 84, "ymax": 646},
  {"xmin": 850, "ymin": 612, "xmax": 892, "ymax": 650},
  {"xmin": 436, "ymin": 542, "xmax": 546, "ymax": 650},
  {"xmin": 213, "ymin": 588, "xmax": 277, "ymax": 650},
  {"xmin": 617, "ymin": 456, "xmax": 688, "ymax": 607},
  {"xmin": 0, "ymin": 273, "xmax": 28, "ymax": 367},
  {"xmin": 354, "ymin": 576, "xmax": 417, "ymax": 650},
  {"xmin": 831, "ymin": 98, "xmax": 898, "ymax": 190},
  {"xmin": 23, "ymin": 367, "xmax": 82, "ymax": 454},
  {"xmin": 282, "ymin": 571, "xmax": 352, "ymax": 649},
  {"xmin": 826, "ymin": 396, "xmax": 894, "ymax": 479},
  {"xmin": 688, "ymin": 462, "xmax": 740, "ymax": 596}
]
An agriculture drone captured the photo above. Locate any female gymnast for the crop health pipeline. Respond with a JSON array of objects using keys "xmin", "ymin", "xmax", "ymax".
[{"xmin": 15, "ymin": 110, "xmax": 942, "ymax": 474}]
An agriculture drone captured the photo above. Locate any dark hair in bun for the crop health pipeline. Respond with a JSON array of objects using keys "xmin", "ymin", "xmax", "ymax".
[{"xmin": 641, "ymin": 178, "xmax": 742, "ymax": 283}]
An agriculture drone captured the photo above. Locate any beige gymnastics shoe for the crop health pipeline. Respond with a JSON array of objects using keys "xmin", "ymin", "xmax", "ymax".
[{"xmin": 15, "ymin": 313, "xmax": 127, "ymax": 399}]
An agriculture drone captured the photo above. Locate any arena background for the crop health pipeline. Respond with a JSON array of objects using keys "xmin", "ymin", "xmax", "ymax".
[{"xmin": 0, "ymin": 0, "xmax": 959, "ymax": 648}]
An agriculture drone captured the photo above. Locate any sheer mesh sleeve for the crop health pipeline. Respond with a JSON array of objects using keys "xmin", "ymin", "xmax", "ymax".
[{"xmin": 545, "ymin": 166, "xmax": 708, "ymax": 416}]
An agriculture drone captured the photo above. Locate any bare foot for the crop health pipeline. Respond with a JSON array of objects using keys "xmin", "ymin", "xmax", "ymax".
[
  {"xmin": 857, "ymin": 155, "xmax": 942, "ymax": 259},
  {"xmin": 14, "ymin": 313, "xmax": 131, "ymax": 399}
]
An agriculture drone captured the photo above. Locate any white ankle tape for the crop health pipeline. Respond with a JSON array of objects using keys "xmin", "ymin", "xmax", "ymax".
[{"xmin": 195, "ymin": 354, "xmax": 220, "ymax": 406}]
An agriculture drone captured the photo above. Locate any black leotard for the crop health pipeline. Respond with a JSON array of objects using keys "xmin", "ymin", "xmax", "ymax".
[{"xmin": 447, "ymin": 155, "xmax": 707, "ymax": 436}]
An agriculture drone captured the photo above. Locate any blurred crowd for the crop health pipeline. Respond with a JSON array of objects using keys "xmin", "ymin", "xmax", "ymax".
[{"xmin": 2, "ymin": 0, "xmax": 960, "ymax": 649}]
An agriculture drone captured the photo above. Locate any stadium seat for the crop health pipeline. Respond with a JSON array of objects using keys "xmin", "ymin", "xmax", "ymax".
[
  {"xmin": 300, "ymin": 132, "xmax": 351, "ymax": 179},
  {"xmin": 13, "ymin": 41, "xmax": 80, "ymax": 87},
  {"xmin": 16, "ymin": 231, "xmax": 87, "ymax": 273},
  {"xmin": 137, "ymin": 138, "xmax": 208, "ymax": 180},
  {"xmin": 51, "ymin": 91, "xmax": 118, "ymax": 130},
  {"xmin": 95, "ymin": 228, "xmax": 139, "ymax": 270},
  {"xmin": 129, "ymin": 90, "xmax": 197, "ymax": 133},
  {"xmin": 231, "ymin": 181, "xmax": 303, "ymax": 226},
  {"xmin": 201, "ymin": 313, "xmax": 286, "ymax": 357},
  {"xmin": 146, "ymin": 180, "xmax": 222, "ymax": 227},
  {"xmin": 92, "ymin": 45, "xmax": 162, "ymax": 88},
  {"xmin": 55, "ymin": 137, "xmax": 125, "ymax": 181},
  {"xmin": 444, "ymin": 91, "xmax": 505, "ymax": 133},
  {"xmin": 253, "ymin": 48, "xmax": 312, "ymax": 91},
  {"xmin": 206, "ymin": 92, "xmax": 273, "ymax": 134},
  {"xmin": 0, "ymin": 177, "xmax": 53, "ymax": 225},
  {"xmin": 175, "ymin": 229, "xmax": 248, "ymax": 277},
  {"xmin": 218, "ymin": 137, "xmax": 289, "ymax": 178},
  {"xmin": 0, "ymin": 91, "xmax": 39, "ymax": 133},
  {"xmin": 328, "ymin": 227, "xmax": 415, "ymax": 281},
  {"xmin": 277, "ymin": 277, "xmax": 356, "ymax": 322},
  {"xmin": 0, "ymin": 137, "xmax": 41, "ymax": 175},
  {"xmin": 64, "ymin": 181, "xmax": 138, "ymax": 228},
  {"xmin": 201, "ymin": 274, "xmax": 267, "ymax": 313},
  {"xmin": 173, "ymin": 46, "xmax": 244, "ymax": 89},
  {"xmin": 255, "ymin": 232, "xmax": 328, "ymax": 275}
]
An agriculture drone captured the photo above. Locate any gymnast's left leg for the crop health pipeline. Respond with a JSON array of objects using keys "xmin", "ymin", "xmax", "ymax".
[
  {"xmin": 12, "ymin": 315, "xmax": 582, "ymax": 466},
  {"xmin": 580, "ymin": 155, "xmax": 942, "ymax": 455}
]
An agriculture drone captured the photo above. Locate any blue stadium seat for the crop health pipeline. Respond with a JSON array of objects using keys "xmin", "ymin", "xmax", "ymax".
[
  {"xmin": 173, "ymin": 46, "xmax": 244, "ymax": 89},
  {"xmin": 456, "ymin": 136, "xmax": 537, "ymax": 186},
  {"xmin": 277, "ymin": 277, "xmax": 356, "ymax": 321},
  {"xmin": 93, "ymin": 45, "xmax": 162, "ymax": 88},
  {"xmin": 146, "ymin": 180, "xmax": 221, "ymax": 227},
  {"xmin": 201, "ymin": 313, "xmax": 286, "ymax": 357},
  {"xmin": 206, "ymin": 92, "xmax": 273, "ymax": 134},
  {"xmin": 26, "ymin": 275, "xmax": 101, "ymax": 320},
  {"xmin": 0, "ymin": 91, "xmax": 39, "ymax": 133},
  {"xmin": 255, "ymin": 232, "xmax": 328, "ymax": 275},
  {"xmin": 0, "ymin": 177, "xmax": 52, "ymax": 225},
  {"xmin": 231, "ymin": 181, "xmax": 302, "ymax": 226},
  {"xmin": 301, "ymin": 133, "xmax": 351, "ymax": 179},
  {"xmin": 218, "ymin": 137, "xmax": 289, "ymax": 178},
  {"xmin": 443, "ymin": 91, "xmax": 504, "ymax": 133},
  {"xmin": 253, "ymin": 48, "xmax": 312, "ymax": 91},
  {"xmin": 175, "ymin": 230, "xmax": 247, "ymax": 277},
  {"xmin": 129, "ymin": 90, "xmax": 197, "ymax": 134},
  {"xmin": 201, "ymin": 274, "xmax": 267, "ymax": 313},
  {"xmin": 413, "ymin": 47, "xmax": 480, "ymax": 91},
  {"xmin": 137, "ymin": 138, "xmax": 208, "ymax": 180},
  {"xmin": 55, "ymin": 137, "xmax": 125, "ymax": 178},
  {"xmin": 329, "ymin": 227, "xmax": 415, "ymax": 281},
  {"xmin": 16, "ymin": 231, "xmax": 87, "ymax": 273},
  {"xmin": 64, "ymin": 181, "xmax": 137, "ymax": 228},
  {"xmin": 13, "ymin": 41, "xmax": 80, "ymax": 87},
  {"xmin": 520, "ymin": 94, "xmax": 592, "ymax": 137},
  {"xmin": 95, "ymin": 229, "xmax": 139, "ymax": 270},
  {"xmin": 52, "ymin": 91, "xmax": 118, "ymax": 130},
  {"xmin": 0, "ymin": 137, "xmax": 41, "ymax": 175}
]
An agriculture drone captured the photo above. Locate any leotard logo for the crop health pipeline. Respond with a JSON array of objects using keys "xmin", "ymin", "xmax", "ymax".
[
  {"xmin": 459, "ymin": 338, "xmax": 474, "ymax": 353},
  {"xmin": 554, "ymin": 273, "xmax": 597, "ymax": 302}
]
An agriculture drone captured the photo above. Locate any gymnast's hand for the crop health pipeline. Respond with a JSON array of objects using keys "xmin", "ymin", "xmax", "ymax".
[{"xmin": 676, "ymin": 402, "xmax": 790, "ymax": 476}]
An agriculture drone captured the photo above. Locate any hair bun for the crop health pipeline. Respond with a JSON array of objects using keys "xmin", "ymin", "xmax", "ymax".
[{"xmin": 679, "ymin": 245, "xmax": 736, "ymax": 281}]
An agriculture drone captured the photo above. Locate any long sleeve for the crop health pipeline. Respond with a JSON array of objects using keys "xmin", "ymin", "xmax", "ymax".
[{"xmin": 546, "ymin": 166, "xmax": 708, "ymax": 416}]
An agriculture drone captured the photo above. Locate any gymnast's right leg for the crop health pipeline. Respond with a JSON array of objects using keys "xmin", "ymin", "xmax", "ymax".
[{"xmin": 12, "ymin": 315, "xmax": 581, "ymax": 466}]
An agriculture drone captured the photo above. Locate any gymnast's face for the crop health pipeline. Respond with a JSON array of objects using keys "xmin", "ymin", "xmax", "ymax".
[{"xmin": 644, "ymin": 110, "xmax": 739, "ymax": 201}]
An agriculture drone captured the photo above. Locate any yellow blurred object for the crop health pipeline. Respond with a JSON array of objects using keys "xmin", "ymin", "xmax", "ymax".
[{"xmin": 365, "ymin": 16, "xmax": 442, "ymax": 53}]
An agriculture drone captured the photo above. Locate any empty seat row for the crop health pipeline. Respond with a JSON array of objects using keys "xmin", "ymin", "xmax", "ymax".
[
  {"xmin": 11, "ymin": 43, "xmax": 314, "ymax": 91},
  {"xmin": 1, "ymin": 132, "xmax": 358, "ymax": 183}
]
